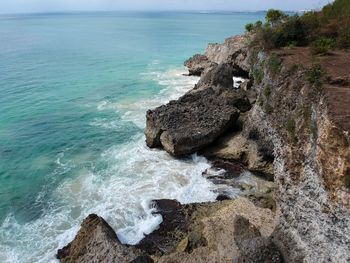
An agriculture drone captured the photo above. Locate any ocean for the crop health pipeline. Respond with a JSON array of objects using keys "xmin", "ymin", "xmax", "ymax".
[{"xmin": 0, "ymin": 11, "xmax": 264, "ymax": 262}]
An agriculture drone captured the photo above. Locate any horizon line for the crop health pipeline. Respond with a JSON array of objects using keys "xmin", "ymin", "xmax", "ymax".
[{"xmin": 0, "ymin": 9, "xmax": 308, "ymax": 16}]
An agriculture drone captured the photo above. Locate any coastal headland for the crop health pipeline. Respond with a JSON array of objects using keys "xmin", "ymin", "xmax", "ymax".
[{"xmin": 57, "ymin": 3, "xmax": 350, "ymax": 262}]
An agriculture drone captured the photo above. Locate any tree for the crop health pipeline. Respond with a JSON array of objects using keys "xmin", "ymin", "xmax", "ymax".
[
  {"xmin": 245, "ymin": 23, "xmax": 254, "ymax": 32},
  {"xmin": 266, "ymin": 9, "xmax": 286, "ymax": 26}
]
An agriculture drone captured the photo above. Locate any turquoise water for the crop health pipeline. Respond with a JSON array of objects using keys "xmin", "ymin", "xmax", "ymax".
[{"xmin": 0, "ymin": 12, "xmax": 264, "ymax": 262}]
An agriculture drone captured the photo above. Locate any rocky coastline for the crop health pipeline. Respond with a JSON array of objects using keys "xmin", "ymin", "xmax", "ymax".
[{"xmin": 57, "ymin": 33, "xmax": 350, "ymax": 262}]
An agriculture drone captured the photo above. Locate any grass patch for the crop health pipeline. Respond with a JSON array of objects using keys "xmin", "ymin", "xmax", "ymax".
[
  {"xmin": 248, "ymin": 48, "xmax": 259, "ymax": 66},
  {"xmin": 267, "ymin": 54, "xmax": 282, "ymax": 74},
  {"xmin": 252, "ymin": 68, "xmax": 264, "ymax": 84},
  {"xmin": 263, "ymin": 85, "xmax": 272, "ymax": 98},
  {"xmin": 311, "ymin": 37, "xmax": 335, "ymax": 55},
  {"xmin": 307, "ymin": 63, "xmax": 323, "ymax": 87}
]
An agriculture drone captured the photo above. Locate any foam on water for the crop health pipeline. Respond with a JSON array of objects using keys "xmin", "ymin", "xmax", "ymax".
[
  {"xmin": 98, "ymin": 67, "xmax": 199, "ymax": 128},
  {"xmin": 0, "ymin": 68, "xmax": 218, "ymax": 263}
]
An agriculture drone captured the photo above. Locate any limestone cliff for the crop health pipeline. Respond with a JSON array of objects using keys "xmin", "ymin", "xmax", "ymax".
[{"xmin": 58, "ymin": 35, "xmax": 350, "ymax": 263}]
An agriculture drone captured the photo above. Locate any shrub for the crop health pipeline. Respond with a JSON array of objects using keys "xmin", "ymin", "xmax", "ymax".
[
  {"xmin": 255, "ymin": 20, "xmax": 263, "ymax": 29},
  {"xmin": 245, "ymin": 23, "xmax": 254, "ymax": 32},
  {"xmin": 252, "ymin": 68, "xmax": 264, "ymax": 84},
  {"xmin": 271, "ymin": 16, "xmax": 308, "ymax": 48},
  {"xmin": 248, "ymin": 48, "xmax": 259, "ymax": 65},
  {"xmin": 253, "ymin": 26, "xmax": 274, "ymax": 49},
  {"xmin": 267, "ymin": 54, "xmax": 282, "ymax": 74},
  {"xmin": 307, "ymin": 63, "xmax": 323, "ymax": 87},
  {"xmin": 252, "ymin": 15, "xmax": 308, "ymax": 49},
  {"xmin": 311, "ymin": 37, "xmax": 335, "ymax": 55},
  {"xmin": 263, "ymin": 85, "xmax": 272, "ymax": 98},
  {"xmin": 266, "ymin": 9, "xmax": 287, "ymax": 26},
  {"xmin": 249, "ymin": 0, "xmax": 350, "ymax": 50},
  {"xmin": 337, "ymin": 26, "xmax": 350, "ymax": 49}
]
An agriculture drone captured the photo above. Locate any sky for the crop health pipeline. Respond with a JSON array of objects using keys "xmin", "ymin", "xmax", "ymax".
[{"xmin": 0, "ymin": 0, "xmax": 333, "ymax": 14}]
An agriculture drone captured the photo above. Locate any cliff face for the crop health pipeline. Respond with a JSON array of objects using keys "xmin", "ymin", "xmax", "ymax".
[
  {"xmin": 58, "ymin": 35, "xmax": 350, "ymax": 263},
  {"xmin": 147, "ymin": 35, "xmax": 350, "ymax": 261},
  {"xmin": 240, "ymin": 45, "xmax": 350, "ymax": 262}
]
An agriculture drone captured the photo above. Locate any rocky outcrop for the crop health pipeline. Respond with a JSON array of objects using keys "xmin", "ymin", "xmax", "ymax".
[
  {"xmin": 145, "ymin": 198, "xmax": 282, "ymax": 263},
  {"xmin": 203, "ymin": 132, "xmax": 274, "ymax": 180},
  {"xmin": 59, "ymin": 199, "xmax": 282, "ymax": 263},
  {"xmin": 145, "ymin": 63, "xmax": 251, "ymax": 156},
  {"xmin": 58, "ymin": 33, "xmax": 350, "ymax": 263},
  {"xmin": 57, "ymin": 214, "xmax": 149, "ymax": 263},
  {"xmin": 184, "ymin": 54, "xmax": 215, "ymax": 76},
  {"xmin": 145, "ymin": 89, "xmax": 240, "ymax": 156},
  {"xmin": 205, "ymin": 35, "xmax": 250, "ymax": 73}
]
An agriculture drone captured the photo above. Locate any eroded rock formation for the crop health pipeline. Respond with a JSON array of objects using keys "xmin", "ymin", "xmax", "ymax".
[
  {"xmin": 145, "ymin": 63, "xmax": 251, "ymax": 156},
  {"xmin": 58, "ymin": 33, "xmax": 350, "ymax": 263},
  {"xmin": 57, "ymin": 214, "xmax": 150, "ymax": 263}
]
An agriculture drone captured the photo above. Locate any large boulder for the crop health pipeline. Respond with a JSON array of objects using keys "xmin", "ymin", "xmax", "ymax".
[
  {"xmin": 145, "ymin": 63, "xmax": 251, "ymax": 156},
  {"xmin": 196, "ymin": 63, "xmax": 235, "ymax": 89},
  {"xmin": 145, "ymin": 87, "xmax": 251, "ymax": 156},
  {"xmin": 57, "ymin": 214, "xmax": 150, "ymax": 263},
  {"xmin": 184, "ymin": 54, "xmax": 215, "ymax": 76}
]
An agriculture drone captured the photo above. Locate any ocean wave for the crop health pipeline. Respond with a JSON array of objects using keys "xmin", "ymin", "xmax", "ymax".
[{"xmin": 0, "ymin": 67, "xmax": 216, "ymax": 263}]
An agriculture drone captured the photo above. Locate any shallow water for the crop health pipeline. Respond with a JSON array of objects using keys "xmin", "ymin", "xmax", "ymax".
[{"xmin": 0, "ymin": 11, "xmax": 264, "ymax": 262}]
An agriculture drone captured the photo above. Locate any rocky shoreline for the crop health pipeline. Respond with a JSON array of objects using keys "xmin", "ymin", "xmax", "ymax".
[{"xmin": 57, "ymin": 33, "xmax": 350, "ymax": 262}]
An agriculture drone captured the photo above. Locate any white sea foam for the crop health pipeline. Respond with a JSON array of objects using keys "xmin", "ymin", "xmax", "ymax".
[
  {"xmin": 98, "ymin": 67, "xmax": 199, "ymax": 128},
  {"xmin": 0, "ymin": 67, "xmax": 219, "ymax": 262},
  {"xmin": 233, "ymin": 76, "xmax": 246, "ymax": 89}
]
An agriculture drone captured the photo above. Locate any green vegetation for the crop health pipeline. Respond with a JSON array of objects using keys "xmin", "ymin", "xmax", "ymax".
[
  {"xmin": 307, "ymin": 63, "xmax": 323, "ymax": 87},
  {"xmin": 267, "ymin": 54, "xmax": 282, "ymax": 74},
  {"xmin": 266, "ymin": 9, "xmax": 287, "ymax": 26},
  {"xmin": 248, "ymin": 48, "xmax": 259, "ymax": 65},
  {"xmin": 311, "ymin": 37, "xmax": 335, "ymax": 55},
  {"xmin": 246, "ymin": 0, "xmax": 350, "ymax": 50},
  {"xmin": 263, "ymin": 85, "xmax": 272, "ymax": 98},
  {"xmin": 252, "ymin": 68, "xmax": 264, "ymax": 84},
  {"xmin": 245, "ymin": 23, "xmax": 254, "ymax": 32}
]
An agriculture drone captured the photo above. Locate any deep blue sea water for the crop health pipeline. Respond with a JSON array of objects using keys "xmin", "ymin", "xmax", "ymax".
[{"xmin": 0, "ymin": 11, "xmax": 264, "ymax": 262}]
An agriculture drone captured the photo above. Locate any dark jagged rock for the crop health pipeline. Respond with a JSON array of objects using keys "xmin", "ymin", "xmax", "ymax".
[
  {"xmin": 145, "ymin": 88, "xmax": 242, "ymax": 155},
  {"xmin": 57, "ymin": 199, "xmax": 279, "ymax": 263},
  {"xmin": 184, "ymin": 54, "xmax": 215, "ymax": 76},
  {"xmin": 136, "ymin": 200, "xmax": 190, "ymax": 255},
  {"xmin": 57, "ymin": 214, "xmax": 143, "ymax": 263},
  {"xmin": 210, "ymin": 158, "xmax": 244, "ymax": 179},
  {"xmin": 145, "ymin": 63, "xmax": 252, "ymax": 156},
  {"xmin": 195, "ymin": 63, "xmax": 249, "ymax": 90},
  {"xmin": 196, "ymin": 63, "xmax": 235, "ymax": 89}
]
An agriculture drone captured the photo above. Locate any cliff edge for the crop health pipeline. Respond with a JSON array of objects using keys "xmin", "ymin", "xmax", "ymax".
[{"xmin": 57, "ymin": 18, "xmax": 350, "ymax": 263}]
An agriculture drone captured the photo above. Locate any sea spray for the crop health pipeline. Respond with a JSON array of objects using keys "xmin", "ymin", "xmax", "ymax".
[
  {"xmin": 0, "ymin": 12, "xmax": 264, "ymax": 263},
  {"xmin": 0, "ymin": 69, "xmax": 217, "ymax": 263}
]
